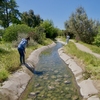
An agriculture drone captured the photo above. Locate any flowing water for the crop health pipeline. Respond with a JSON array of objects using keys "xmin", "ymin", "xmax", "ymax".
[{"xmin": 25, "ymin": 42, "xmax": 82, "ymax": 100}]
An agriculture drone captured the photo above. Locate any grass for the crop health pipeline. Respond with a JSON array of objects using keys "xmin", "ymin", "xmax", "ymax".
[
  {"xmin": 63, "ymin": 41, "xmax": 100, "ymax": 79},
  {"xmin": 0, "ymin": 38, "xmax": 53, "ymax": 83}
]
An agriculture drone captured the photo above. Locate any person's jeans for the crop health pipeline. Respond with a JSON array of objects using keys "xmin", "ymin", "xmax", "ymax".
[{"xmin": 18, "ymin": 48, "xmax": 25, "ymax": 64}]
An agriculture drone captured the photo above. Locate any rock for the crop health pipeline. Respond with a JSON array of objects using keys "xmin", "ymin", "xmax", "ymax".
[
  {"xmin": 35, "ymin": 83, "xmax": 40, "ymax": 88},
  {"xmin": 54, "ymin": 70, "xmax": 58, "ymax": 73},
  {"xmin": 48, "ymin": 86, "xmax": 55, "ymax": 90},
  {"xmin": 29, "ymin": 91, "xmax": 40, "ymax": 97},
  {"xmin": 55, "ymin": 79, "xmax": 61, "ymax": 82},
  {"xmin": 64, "ymin": 80, "xmax": 71, "ymax": 84},
  {"xmin": 51, "ymin": 75, "xmax": 56, "ymax": 79},
  {"xmin": 64, "ymin": 74, "xmax": 70, "ymax": 78},
  {"xmin": 29, "ymin": 92, "xmax": 36, "ymax": 96},
  {"xmin": 57, "ymin": 75, "xmax": 63, "ymax": 78},
  {"xmin": 87, "ymin": 95, "xmax": 100, "ymax": 100}
]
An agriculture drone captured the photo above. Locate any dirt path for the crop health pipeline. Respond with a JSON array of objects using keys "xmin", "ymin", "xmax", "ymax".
[{"xmin": 70, "ymin": 40, "xmax": 100, "ymax": 59}]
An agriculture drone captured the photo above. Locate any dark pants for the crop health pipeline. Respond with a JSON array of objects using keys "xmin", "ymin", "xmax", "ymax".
[{"xmin": 18, "ymin": 48, "xmax": 25, "ymax": 64}]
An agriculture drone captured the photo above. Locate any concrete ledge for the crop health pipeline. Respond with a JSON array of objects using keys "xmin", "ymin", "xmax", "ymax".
[
  {"xmin": 0, "ymin": 42, "xmax": 56, "ymax": 100},
  {"xmin": 0, "ymin": 71, "xmax": 31, "ymax": 100},
  {"xmin": 87, "ymin": 95, "xmax": 100, "ymax": 100},
  {"xmin": 79, "ymin": 79, "xmax": 98, "ymax": 98}
]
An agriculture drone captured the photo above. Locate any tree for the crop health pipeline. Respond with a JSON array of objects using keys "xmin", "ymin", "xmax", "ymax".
[
  {"xmin": 21, "ymin": 9, "xmax": 43, "ymax": 28},
  {"xmin": 40, "ymin": 20, "xmax": 54, "ymax": 38},
  {"xmin": 32, "ymin": 26, "xmax": 45, "ymax": 44},
  {"xmin": 93, "ymin": 26, "xmax": 100, "ymax": 46},
  {"xmin": 65, "ymin": 7, "xmax": 99, "ymax": 44},
  {"xmin": 3, "ymin": 24, "xmax": 33, "ymax": 42},
  {"xmin": 0, "ymin": 0, "xmax": 21, "ymax": 28}
]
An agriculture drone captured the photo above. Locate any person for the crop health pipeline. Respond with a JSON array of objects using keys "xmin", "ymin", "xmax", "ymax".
[
  {"xmin": 66, "ymin": 34, "xmax": 70, "ymax": 44},
  {"xmin": 17, "ymin": 37, "xmax": 30, "ymax": 65}
]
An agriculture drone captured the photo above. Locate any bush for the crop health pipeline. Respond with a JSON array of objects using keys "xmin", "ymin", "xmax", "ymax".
[
  {"xmin": 33, "ymin": 26, "xmax": 46, "ymax": 44},
  {"xmin": 3, "ymin": 24, "xmax": 33, "ymax": 42},
  {"xmin": 93, "ymin": 33, "xmax": 100, "ymax": 47},
  {"xmin": 0, "ymin": 68, "xmax": 9, "ymax": 82},
  {"xmin": 0, "ymin": 29, "xmax": 4, "ymax": 36}
]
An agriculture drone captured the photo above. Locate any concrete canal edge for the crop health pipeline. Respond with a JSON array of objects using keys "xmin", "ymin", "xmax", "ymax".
[
  {"xmin": 0, "ymin": 42, "xmax": 56, "ymax": 100},
  {"xmin": 58, "ymin": 47, "xmax": 100, "ymax": 100}
]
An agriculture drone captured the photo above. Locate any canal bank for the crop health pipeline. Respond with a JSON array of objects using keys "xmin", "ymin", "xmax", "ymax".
[
  {"xmin": 57, "ymin": 40, "xmax": 99, "ymax": 100},
  {"xmin": 0, "ymin": 42, "xmax": 56, "ymax": 100}
]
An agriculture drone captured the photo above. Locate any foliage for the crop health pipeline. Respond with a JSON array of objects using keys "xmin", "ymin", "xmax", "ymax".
[
  {"xmin": 0, "ymin": 42, "xmax": 33, "ymax": 82},
  {"xmin": 32, "ymin": 26, "xmax": 46, "ymax": 44},
  {"xmin": 0, "ymin": 29, "xmax": 4, "ymax": 36},
  {"xmin": 65, "ymin": 6, "xmax": 99, "ymax": 44},
  {"xmin": 0, "ymin": 0, "xmax": 21, "ymax": 28},
  {"xmin": 3, "ymin": 24, "xmax": 33, "ymax": 42},
  {"xmin": 0, "ymin": 68, "xmax": 9, "ymax": 82},
  {"xmin": 57, "ymin": 30, "xmax": 64, "ymax": 37},
  {"xmin": 21, "ymin": 9, "xmax": 43, "ymax": 27},
  {"xmin": 40, "ymin": 20, "xmax": 59, "ymax": 39},
  {"xmin": 41, "ymin": 38, "xmax": 53, "ymax": 45},
  {"xmin": 93, "ymin": 26, "xmax": 100, "ymax": 47}
]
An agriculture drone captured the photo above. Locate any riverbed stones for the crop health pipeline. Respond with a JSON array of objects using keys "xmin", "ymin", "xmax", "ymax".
[
  {"xmin": 43, "ymin": 76, "xmax": 48, "ymax": 80},
  {"xmin": 48, "ymin": 85, "xmax": 55, "ymax": 90},
  {"xmin": 35, "ymin": 83, "xmax": 40, "ymax": 87},
  {"xmin": 64, "ymin": 74, "xmax": 69, "ymax": 78},
  {"xmin": 29, "ymin": 91, "xmax": 40, "ymax": 97},
  {"xmin": 51, "ymin": 75, "xmax": 56, "ymax": 79},
  {"xmin": 55, "ymin": 79, "xmax": 61, "ymax": 82},
  {"xmin": 64, "ymin": 80, "xmax": 71, "ymax": 84},
  {"xmin": 54, "ymin": 70, "xmax": 59, "ymax": 73},
  {"xmin": 57, "ymin": 75, "xmax": 63, "ymax": 78},
  {"xmin": 26, "ymin": 99, "xmax": 32, "ymax": 100},
  {"xmin": 29, "ymin": 92, "xmax": 36, "ymax": 96},
  {"xmin": 72, "ymin": 95, "xmax": 79, "ymax": 100}
]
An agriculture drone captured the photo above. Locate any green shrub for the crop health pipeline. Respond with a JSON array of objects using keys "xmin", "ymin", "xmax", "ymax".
[
  {"xmin": 93, "ymin": 33, "xmax": 100, "ymax": 47},
  {"xmin": 0, "ymin": 29, "xmax": 4, "ymax": 36},
  {"xmin": 33, "ymin": 26, "xmax": 46, "ymax": 44},
  {"xmin": 4, "ymin": 51, "xmax": 20, "ymax": 72},
  {"xmin": 0, "ymin": 68, "xmax": 9, "ymax": 82},
  {"xmin": 3, "ymin": 24, "xmax": 33, "ymax": 42}
]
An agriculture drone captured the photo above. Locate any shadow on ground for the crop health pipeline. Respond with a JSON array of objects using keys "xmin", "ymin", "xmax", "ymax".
[{"xmin": 24, "ymin": 63, "xmax": 44, "ymax": 76}]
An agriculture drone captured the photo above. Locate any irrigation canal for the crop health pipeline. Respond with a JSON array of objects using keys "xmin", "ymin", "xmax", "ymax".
[{"xmin": 21, "ymin": 42, "xmax": 82, "ymax": 100}]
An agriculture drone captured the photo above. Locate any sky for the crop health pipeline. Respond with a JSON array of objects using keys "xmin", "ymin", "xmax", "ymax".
[{"xmin": 16, "ymin": 0, "xmax": 100, "ymax": 30}]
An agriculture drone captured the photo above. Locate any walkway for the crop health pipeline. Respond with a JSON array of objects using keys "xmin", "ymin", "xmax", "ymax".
[{"xmin": 70, "ymin": 40, "xmax": 100, "ymax": 59}]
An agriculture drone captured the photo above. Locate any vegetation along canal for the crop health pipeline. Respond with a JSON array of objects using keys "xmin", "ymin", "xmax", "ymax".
[{"xmin": 24, "ymin": 42, "xmax": 82, "ymax": 100}]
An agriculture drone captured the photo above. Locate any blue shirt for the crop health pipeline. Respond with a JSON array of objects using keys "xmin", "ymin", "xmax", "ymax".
[{"xmin": 18, "ymin": 38, "xmax": 28, "ymax": 50}]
